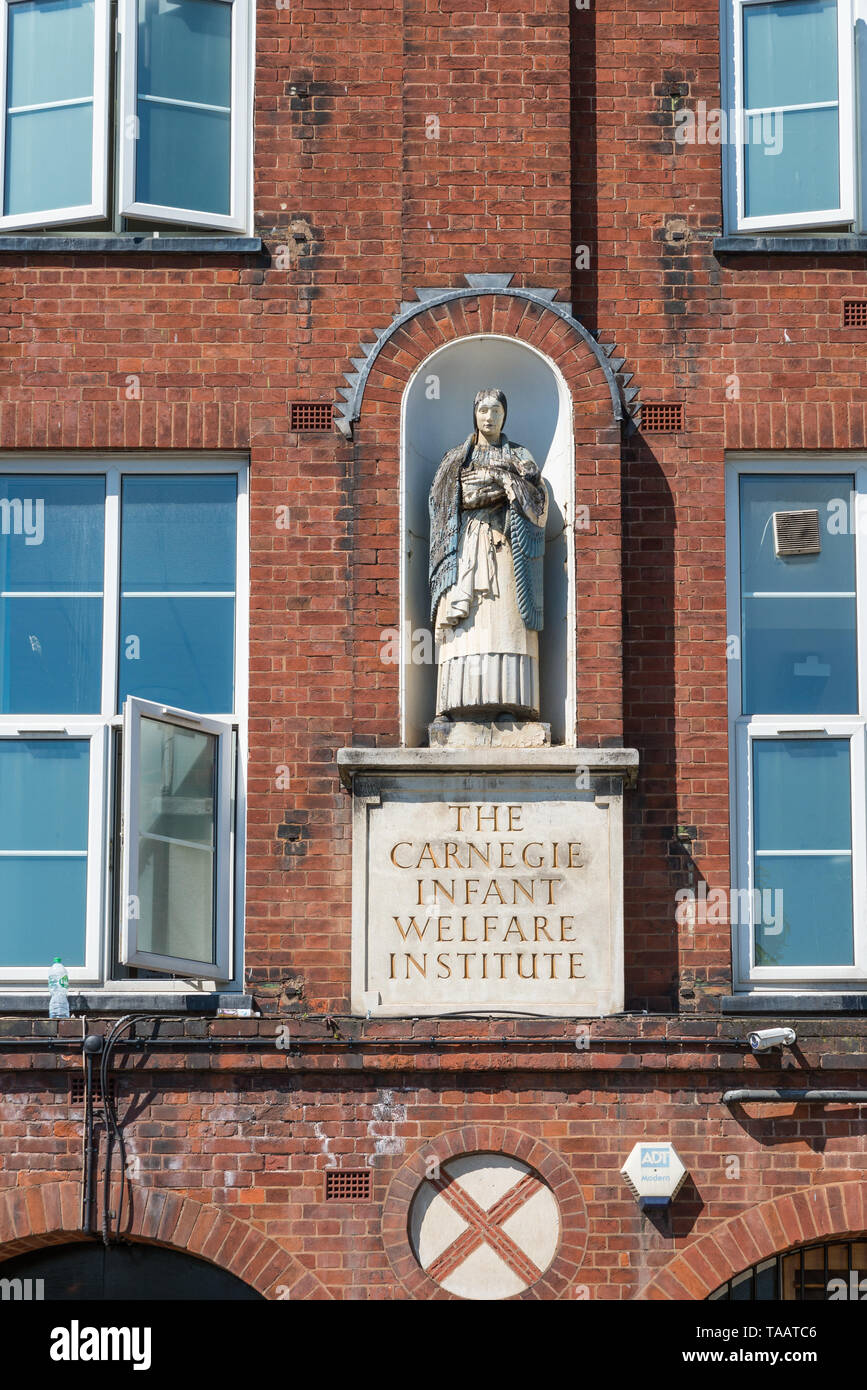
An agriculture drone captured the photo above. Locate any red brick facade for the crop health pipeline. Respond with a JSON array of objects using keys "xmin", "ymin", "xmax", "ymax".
[{"xmin": 2, "ymin": 0, "xmax": 866, "ymax": 1303}]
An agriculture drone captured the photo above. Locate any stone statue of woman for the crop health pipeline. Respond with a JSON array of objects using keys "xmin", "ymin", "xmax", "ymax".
[{"xmin": 429, "ymin": 387, "xmax": 548, "ymax": 722}]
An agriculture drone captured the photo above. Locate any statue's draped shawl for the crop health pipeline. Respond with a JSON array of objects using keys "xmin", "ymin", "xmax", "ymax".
[{"xmin": 428, "ymin": 433, "xmax": 546, "ymax": 629}]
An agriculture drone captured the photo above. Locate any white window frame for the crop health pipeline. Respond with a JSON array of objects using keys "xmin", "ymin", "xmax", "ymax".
[
  {"xmin": 722, "ymin": 0, "xmax": 856, "ymax": 232},
  {"xmin": 726, "ymin": 455, "xmax": 867, "ymax": 990},
  {"xmin": 117, "ymin": 0, "xmax": 251, "ymax": 232},
  {"xmin": 120, "ymin": 696, "xmax": 233, "ymax": 978},
  {"xmin": 0, "ymin": 453, "xmax": 248, "ymax": 990},
  {"xmin": 0, "ymin": 0, "xmax": 111, "ymax": 232}
]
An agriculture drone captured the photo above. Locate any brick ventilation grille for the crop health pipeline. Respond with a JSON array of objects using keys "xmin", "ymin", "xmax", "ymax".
[
  {"xmin": 325, "ymin": 1169, "xmax": 372, "ymax": 1202},
  {"xmin": 290, "ymin": 402, "xmax": 333, "ymax": 432},
  {"xmin": 641, "ymin": 402, "xmax": 684, "ymax": 433},
  {"xmin": 69, "ymin": 1075, "xmax": 116, "ymax": 1105},
  {"xmin": 843, "ymin": 300, "xmax": 867, "ymax": 328}
]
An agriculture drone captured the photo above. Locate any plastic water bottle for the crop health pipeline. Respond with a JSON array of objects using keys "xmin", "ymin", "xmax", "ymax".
[{"xmin": 48, "ymin": 957, "xmax": 70, "ymax": 1019}]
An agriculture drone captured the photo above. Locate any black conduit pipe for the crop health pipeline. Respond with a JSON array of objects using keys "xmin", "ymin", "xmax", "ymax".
[
  {"xmin": 724, "ymin": 1089, "xmax": 867, "ymax": 1103},
  {"xmin": 80, "ymin": 1033, "xmax": 103, "ymax": 1233}
]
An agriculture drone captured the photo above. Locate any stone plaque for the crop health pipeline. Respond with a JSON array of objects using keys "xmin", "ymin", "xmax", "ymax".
[{"xmin": 346, "ymin": 757, "xmax": 629, "ymax": 1016}]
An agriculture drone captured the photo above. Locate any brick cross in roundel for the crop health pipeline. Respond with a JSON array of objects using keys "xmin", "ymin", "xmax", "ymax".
[{"xmin": 424, "ymin": 1162, "xmax": 544, "ymax": 1288}]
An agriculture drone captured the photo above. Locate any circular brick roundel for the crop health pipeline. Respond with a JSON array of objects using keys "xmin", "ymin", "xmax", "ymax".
[
  {"xmin": 410, "ymin": 1152, "xmax": 560, "ymax": 1300},
  {"xmin": 382, "ymin": 1126, "xmax": 588, "ymax": 1300}
]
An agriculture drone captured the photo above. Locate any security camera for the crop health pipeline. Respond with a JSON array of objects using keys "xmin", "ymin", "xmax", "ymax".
[{"xmin": 748, "ymin": 1027, "xmax": 797, "ymax": 1053}]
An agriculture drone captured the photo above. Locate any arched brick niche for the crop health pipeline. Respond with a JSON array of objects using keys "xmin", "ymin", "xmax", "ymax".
[
  {"xmin": 381, "ymin": 1125, "xmax": 589, "ymax": 1300},
  {"xmin": 0, "ymin": 1181, "xmax": 332, "ymax": 1301},
  {"xmin": 344, "ymin": 292, "xmax": 625, "ymax": 749},
  {"xmin": 638, "ymin": 1181, "xmax": 867, "ymax": 1300}
]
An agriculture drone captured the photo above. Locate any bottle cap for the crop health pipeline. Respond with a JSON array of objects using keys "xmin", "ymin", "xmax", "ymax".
[{"xmin": 52, "ymin": 956, "xmax": 61, "ymax": 963}]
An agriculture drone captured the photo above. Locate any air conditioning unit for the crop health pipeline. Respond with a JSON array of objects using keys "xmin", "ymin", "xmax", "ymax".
[{"xmin": 773, "ymin": 509, "xmax": 821, "ymax": 557}]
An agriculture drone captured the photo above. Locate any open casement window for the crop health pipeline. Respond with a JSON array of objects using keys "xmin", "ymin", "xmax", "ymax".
[
  {"xmin": 726, "ymin": 0, "xmax": 856, "ymax": 232},
  {"xmin": 727, "ymin": 463, "xmax": 867, "ymax": 988},
  {"xmin": 120, "ymin": 696, "xmax": 233, "ymax": 978},
  {"xmin": 117, "ymin": 0, "xmax": 250, "ymax": 231},
  {"xmin": 0, "ymin": 0, "xmax": 110, "ymax": 231}
]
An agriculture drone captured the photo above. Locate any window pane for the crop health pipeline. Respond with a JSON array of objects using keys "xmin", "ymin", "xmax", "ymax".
[
  {"xmin": 740, "ymin": 475, "xmax": 854, "ymax": 594},
  {"xmin": 754, "ymin": 1259, "xmax": 779, "ymax": 1299},
  {"xmin": 744, "ymin": 107, "xmax": 840, "ymax": 218},
  {"xmin": 136, "ymin": 103, "xmax": 229, "ymax": 215},
  {"xmin": 4, "ymin": 0, "xmax": 95, "ymax": 217},
  {"xmin": 0, "ymin": 737, "xmax": 89, "ymax": 968},
  {"xmin": 139, "ymin": 715, "xmax": 215, "ymax": 845},
  {"xmin": 135, "ymin": 716, "xmax": 216, "ymax": 963},
  {"xmin": 0, "ymin": 738, "xmax": 89, "ymax": 850},
  {"xmin": 120, "ymin": 475, "xmax": 236, "ymax": 590},
  {"xmin": 743, "ymin": 0, "xmax": 838, "ymax": 109},
  {"xmin": 0, "ymin": 476, "xmax": 105, "ymax": 590},
  {"xmin": 753, "ymin": 738, "xmax": 853, "ymax": 968},
  {"xmin": 137, "ymin": 0, "xmax": 231, "ymax": 108},
  {"xmin": 7, "ymin": 0, "xmax": 95, "ymax": 107},
  {"xmin": 742, "ymin": 595, "xmax": 856, "ymax": 713},
  {"xmin": 119, "ymin": 476, "xmax": 236, "ymax": 712},
  {"xmin": 5, "ymin": 103, "xmax": 93, "ymax": 215},
  {"xmin": 1, "ymin": 596, "xmax": 103, "ymax": 713},
  {"xmin": 119, "ymin": 596, "xmax": 234, "ymax": 711},
  {"xmin": 137, "ymin": 838, "xmax": 214, "ymax": 961},
  {"xmin": 135, "ymin": 0, "xmax": 232, "ymax": 214},
  {"xmin": 740, "ymin": 476, "xmax": 856, "ymax": 715},
  {"xmin": 0, "ymin": 475, "xmax": 104, "ymax": 714},
  {"xmin": 0, "ymin": 857, "xmax": 88, "ymax": 965},
  {"xmin": 753, "ymin": 738, "xmax": 851, "ymax": 850},
  {"xmin": 755, "ymin": 855, "xmax": 853, "ymax": 965}
]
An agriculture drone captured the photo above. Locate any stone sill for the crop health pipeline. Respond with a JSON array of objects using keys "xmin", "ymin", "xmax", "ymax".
[
  {"xmin": 721, "ymin": 993, "xmax": 867, "ymax": 1014},
  {"xmin": 0, "ymin": 991, "xmax": 252, "ymax": 1014},
  {"xmin": 337, "ymin": 746, "xmax": 640, "ymax": 790},
  {"xmin": 714, "ymin": 234, "xmax": 867, "ymax": 255},
  {"xmin": 0, "ymin": 235, "xmax": 263, "ymax": 254}
]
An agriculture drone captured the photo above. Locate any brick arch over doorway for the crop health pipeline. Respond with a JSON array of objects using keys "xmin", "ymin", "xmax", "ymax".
[
  {"xmin": 0, "ymin": 1181, "xmax": 332, "ymax": 1300},
  {"xmin": 639, "ymin": 1181, "xmax": 867, "ymax": 1300}
]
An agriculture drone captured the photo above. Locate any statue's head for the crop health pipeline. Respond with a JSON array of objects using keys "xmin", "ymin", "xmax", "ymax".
[{"xmin": 473, "ymin": 388, "xmax": 507, "ymax": 440}]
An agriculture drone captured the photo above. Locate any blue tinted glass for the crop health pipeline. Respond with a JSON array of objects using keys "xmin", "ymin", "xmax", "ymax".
[
  {"xmin": 135, "ymin": 0, "xmax": 231, "ymax": 214},
  {"xmin": 137, "ymin": 0, "xmax": 231, "ymax": 109},
  {"xmin": 5, "ymin": 103, "xmax": 94, "ymax": 217},
  {"xmin": 121, "ymin": 475, "xmax": 237, "ymax": 591},
  {"xmin": 136, "ymin": 103, "xmax": 230, "ymax": 215},
  {"xmin": 753, "ymin": 738, "xmax": 851, "ymax": 850},
  {"xmin": 743, "ymin": 0, "xmax": 838, "ymax": 109},
  {"xmin": 118, "ymin": 596, "xmax": 234, "ymax": 711},
  {"xmin": 7, "ymin": 0, "xmax": 95, "ymax": 108},
  {"xmin": 744, "ymin": 107, "xmax": 840, "ymax": 217},
  {"xmin": 0, "ymin": 596, "xmax": 102, "ymax": 713},
  {"xmin": 0, "ymin": 739, "xmax": 89, "ymax": 851},
  {"xmin": 0, "ymin": 857, "xmax": 87, "ymax": 966},
  {"xmin": 754, "ymin": 855, "xmax": 853, "ymax": 966},
  {"xmin": 740, "ymin": 475, "xmax": 854, "ymax": 594},
  {"xmin": 740, "ymin": 476, "xmax": 857, "ymax": 715},
  {"xmin": 0, "ymin": 475, "xmax": 104, "ymax": 591},
  {"xmin": 742, "ymin": 596, "xmax": 856, "ymax": 714}
]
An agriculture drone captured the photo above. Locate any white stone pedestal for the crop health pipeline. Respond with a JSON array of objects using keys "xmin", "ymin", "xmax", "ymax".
[
  {"xmin": 429, "ymin": 716, "xmax": 552, "ymax": 749},
  {"xmin": 338, "ymin": 747, "xmax": 638, "ymax": 1018}
]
